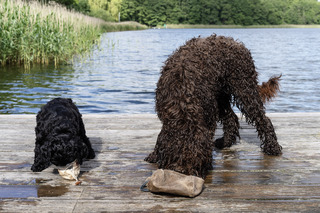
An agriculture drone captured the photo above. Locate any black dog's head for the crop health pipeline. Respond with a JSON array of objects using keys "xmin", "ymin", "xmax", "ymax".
[
  {"xmin": 31, "ymin": 134, "xmax": 89, "ymax": 172},
  {"xmin": 31, "ymin": 98, "xmax": 94, "ymax": 172},
  {"xmin": 48, "ymin": 134, "xmax": 89, "ymax": 167}
]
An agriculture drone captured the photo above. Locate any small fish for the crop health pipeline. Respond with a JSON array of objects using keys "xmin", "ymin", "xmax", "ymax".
[{"xmin": 58, "ymin": 160, "xmax": 81, "ymax": 185}]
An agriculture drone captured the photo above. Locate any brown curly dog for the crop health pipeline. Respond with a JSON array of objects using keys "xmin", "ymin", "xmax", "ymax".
[{"xmin": 145, "ymin": 34, "xmax": 282, "ymax": 178}]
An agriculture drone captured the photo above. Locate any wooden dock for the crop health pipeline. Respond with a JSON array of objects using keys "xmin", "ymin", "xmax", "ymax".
[{"xmin": 1, "ymin": 113, "xmax": 320, "ymax": 212}]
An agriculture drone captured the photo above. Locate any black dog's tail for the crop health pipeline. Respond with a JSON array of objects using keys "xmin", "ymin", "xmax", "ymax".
[{"xmin": 258, "ymin": 75, "xmax": 281, "ymax": 103}]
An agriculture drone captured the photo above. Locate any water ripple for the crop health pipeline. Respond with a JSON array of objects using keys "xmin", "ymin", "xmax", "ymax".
[{"xmin": 0, "ymin": 28, "xmax": 319, "ymax": 114}]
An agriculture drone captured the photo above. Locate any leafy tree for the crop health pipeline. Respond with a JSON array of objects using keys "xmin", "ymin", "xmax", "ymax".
[
  {"xmin": 219, "ymin": 1, "xmax": 234, "ymax": 25},
  {"xmin": 285, "ymin": 0, "xmax": 320, "ymax": 24},
  {"xmin": 73, "ymin": 0, "xmax": 90, "ymax": 13},
  {"xmin": 202, "ymin": 1, "xmax": 220, "ymax": 24},
  {"xmin": 120, "ymin": 0, "xmax": 141, "ymax": 22},
  {"xmin": 40, "ymin": 0, "xmax": 320, "ymax": 26},
  {"xmin": 109, "ymin": 0, "xmax": 122, "ymax": 21}
]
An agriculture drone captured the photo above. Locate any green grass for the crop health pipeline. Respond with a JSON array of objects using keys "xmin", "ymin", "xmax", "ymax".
[{"xmin": 0, "ymin": 0, "xmax": 147, "ymax": 68}]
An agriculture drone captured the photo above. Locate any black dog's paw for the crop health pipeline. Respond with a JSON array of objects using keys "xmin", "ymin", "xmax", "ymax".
[
  {"xmin": 31, "ymin": 158, "xmax": 51, "ymax": 172},
  {"xmin": 87, "ymin": 148, "xmax": 96, "ymax": 159},
  {"xmin": 145, "ymin": 152, "xmax": 157, "ymax": 163},
  {"xmin": 31, "ymin": 164, "xmax": 44, "ymax": 172}
]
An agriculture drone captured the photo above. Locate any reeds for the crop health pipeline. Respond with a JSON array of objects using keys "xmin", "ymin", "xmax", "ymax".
[
  {"xmin": 0, "ymin": 0, "xmax": 105, "ymax": 68},
  {"xmin": 101, "ymin": 21, "xmax": 148, "ymax": 32}
]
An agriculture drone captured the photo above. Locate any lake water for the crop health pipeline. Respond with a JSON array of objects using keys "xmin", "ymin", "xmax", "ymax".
[{"xmin": 0, "ymin": 28, "xmax": 319, "ymax": 114}]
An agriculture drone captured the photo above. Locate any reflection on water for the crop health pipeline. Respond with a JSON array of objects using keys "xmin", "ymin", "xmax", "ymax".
[
  {"xmin": 207, "ymin": 147, "xmax": 281, "ymax": 185},
  {"xmin": 0, "ymin": 184, "xmax": 68, "ymax": 199},
  {"xmin": 0, "ymin": 28, "xmax": 319, "ymax": 114},
  {"xmin": 0, "ymin": 65, "xmax": 76, "ymax": 114}
]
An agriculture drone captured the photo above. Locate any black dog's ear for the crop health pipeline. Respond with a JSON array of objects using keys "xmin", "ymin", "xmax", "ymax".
[{"xmin": 31, "ymin": 142, "xmax": 51, "ymax": 172}]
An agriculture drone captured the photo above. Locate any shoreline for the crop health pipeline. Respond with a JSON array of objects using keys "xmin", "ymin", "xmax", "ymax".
[
  {"xmin": 101, "ymin": 21, "xmax": 148, "ymax": 32},
  {"xmin": 163, "ymin": 24, "xmax": 320, "ymax": 29}
]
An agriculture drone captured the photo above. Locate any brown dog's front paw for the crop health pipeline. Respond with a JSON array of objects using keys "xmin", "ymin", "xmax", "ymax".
[
  {"xmin": 263, "ymin": 143, "xmax": 282, "ymax": 156},
  {"xmin": 145, "ymin": 152, "xmax": 157, "ymax": 163}
]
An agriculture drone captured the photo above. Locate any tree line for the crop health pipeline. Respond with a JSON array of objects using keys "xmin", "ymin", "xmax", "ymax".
[
  {"xmin": 39, "ymin": 0, "xmax": 320, "ymax": 26},
  {"xmin": 120, "ymin": 0, "xmax": 320, "ymax": 26}
]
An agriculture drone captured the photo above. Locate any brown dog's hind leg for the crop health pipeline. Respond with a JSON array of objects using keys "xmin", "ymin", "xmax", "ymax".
[
  {"xmin": 232, "ymin": 81, "xmax": 282, "ymax": 156},
  {"xmin": 214, "ymin": 92, "xmax": 240, "ymax": 149}
]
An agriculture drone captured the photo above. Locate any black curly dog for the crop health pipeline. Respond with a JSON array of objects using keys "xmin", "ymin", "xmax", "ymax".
[
  {"xmin": 31, "ymin": 98, "xmax": 95, "ymax": 172},
  {"xmin": 146, "ymin": 34, "xmax": 282, "ymax": 178}
]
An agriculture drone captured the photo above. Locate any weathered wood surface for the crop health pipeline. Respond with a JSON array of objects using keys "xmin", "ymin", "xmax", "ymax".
[{"xmin": 1, "ymin": 113, "xmax": 320, "ymax": 212}]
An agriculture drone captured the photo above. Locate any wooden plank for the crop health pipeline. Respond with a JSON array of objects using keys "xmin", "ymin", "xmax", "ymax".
[{"xmin": 1, "ymin": 113, "xmax": 320, "ymax": 212}]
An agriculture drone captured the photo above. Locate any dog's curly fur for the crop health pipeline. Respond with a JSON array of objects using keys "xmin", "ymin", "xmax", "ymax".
[
  {"xmin": 31, "ymin": 98, "xmax": 95, "ymax": 172},
  {"xmin": 145, "ymin": 34, "xmax": 282, "ymax": 178}
]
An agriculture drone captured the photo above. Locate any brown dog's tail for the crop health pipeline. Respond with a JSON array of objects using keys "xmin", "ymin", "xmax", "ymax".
[{"xmin": 258, "ymin": 75, "xmax": 281, "ymax": 103}]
